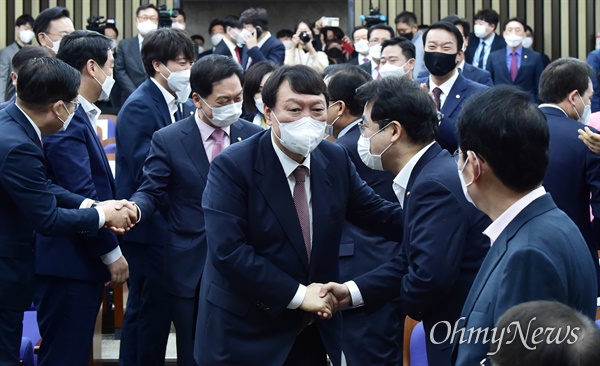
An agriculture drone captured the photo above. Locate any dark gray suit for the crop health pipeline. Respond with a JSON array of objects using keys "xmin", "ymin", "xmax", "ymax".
[
  {"xmin": 0, "ymin": 42, "xmax": 19, "ymax": 102},
  {"xmin": 114, "ymin": 36, "xmax": 146, "ymax": 106}
]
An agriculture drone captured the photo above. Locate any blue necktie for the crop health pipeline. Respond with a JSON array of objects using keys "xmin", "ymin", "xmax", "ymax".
[{"xmin": 477, "ymin": 42, "xmax": 486, "ymax": 69}]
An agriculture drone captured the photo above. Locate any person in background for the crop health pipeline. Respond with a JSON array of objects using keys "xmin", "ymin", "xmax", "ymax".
[
  {"xmin": 198, "ymin": 19, "xmax": 225, "ymax": 59},
  {"xmin": 171, "ymin": 9, "xmax": 186, "ymax": 31},
  {"xmin": 347, "ymin": 26, "xmax": 370, "ymax": 66},
  {"xmin": 212, "ymin": 15, "xmax": 250, "ymax": 70},
  {"xmin": 363, "ymin": 23, "xmax": 394, "ymax": 79},
  {"xmin": 464, "ymin": 9, "xmax": 506, "ymax": 68},
  {"xmin": 523, "ymin": 25, "xmax": 550, "ymax": 67},
  {"xmin": 378, "ymin": 36, "xmax": 415, "ymax": 79},
  {"xmin": 242, "ymin": 61, "xmax": 277, "ymax": 128},
  {"xmin": 284, "ymin": 20, "xmax": 329, "ymax": 74},
  {"xmin": 33, "ymin": 6, "xmax": 75, "ymax": 56},
  {"xmin": 240, "ymin": 8, "xmax": 285, "ymax": 66},
  {"xmin": 394, "ymin": 11, "xmax": 425, "ymax": 78},
  {"xmin": 322, "ymin": 27, "xmax": 347, "ymax": 65},
  {"xmin": 191, "ymin": 34, "xmax": 205, "ymax": 55},
  {"xmin": 586, "ymin": 49, "xmax": 600, "ymax": 113},
  {"xmin": 276, "ymin": 29, "xmax": 294, "ymax": 51},
  {"xmin": 104, "ymin": 24, "xmax": 119, "ymax": 52},
  {"xmin": 0, "ymin": 14, "xmax": 35, "ymax": 102},
  {"xmin": 97, "ymin": 24, "xmax": 122, "ymax": 114}
]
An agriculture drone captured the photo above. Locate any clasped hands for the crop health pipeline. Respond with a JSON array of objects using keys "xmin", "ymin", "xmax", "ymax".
[
  {"xmin": 299, "ymin": 282, "xmax": 352, "ymax": 320},
  {"xmin": 95, "ymin": 199, "xmax": 138, "ymax": 234}
]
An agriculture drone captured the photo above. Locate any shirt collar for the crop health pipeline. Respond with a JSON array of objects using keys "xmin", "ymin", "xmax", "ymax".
[
  {"xmin": 483, "ymin": 32, "xmax": 495, "ymax": 46},
  {"xmin": 15, "ymin": 102, "xmax": 42, "ymax": 141},
  {"xmin": 138, "ymin": 34, "xmax": 144, "ymax": 44},
  {"xmin": 270, "ymin": 131, "xmax": 311, "ymax": 178},
  {"xmin": 150, "ymin": 76, "xmax": 177, "ymax": 114},
  {"xmin": 223, "ymin": 36, "xmax": 238, "ymax": 55},
  {"xmin": 337, "ymin": 118, "xmax": 361, "ymax": 139},
  {"xmin": 429, "ymin": 69, "xmax": 460, "ymax": 96},
  {"xmin": 506, "ymin": 45, "xmax": 522, "ymax": 56},
  {"xmin": 538, "ymin": 104, "xmax": 569, "ymax": 117},
  {"xmin": 194, "ymin": 109, "xmax": 230, "ymax": 141},
  {"xmin": 483, "ymin": 186, "xmax": 546, "ymax": 246},
  {"xmin": 77, "ymin": 94, "xmax": 101, "ymax": 130},
  {"xmin": 257, "ymin": 32, "xmax": 271, "ymax": 48},
  {"xmin": 458, "ymin": 59, "xmax": 465, "ymax": 72},
  {"xmin": 392, "ymin": 141, "xmax": 435, "ymax": 202}
]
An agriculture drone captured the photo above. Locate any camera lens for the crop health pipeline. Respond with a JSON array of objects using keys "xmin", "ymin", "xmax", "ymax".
[{"xmin": 299, "ymin": 32, "xmax": 311, "ymax": 44}]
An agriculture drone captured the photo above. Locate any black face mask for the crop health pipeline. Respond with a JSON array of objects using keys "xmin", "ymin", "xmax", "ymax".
[
  {"xmin": 399, "ymin": 32, "xmax": 414, "ymax": 41},
  {"xmin": 326, "ymin": 48, "xmax": 343, "ymax": 59},
  {"xmin": 424, "ymin": 51, "xmax": 458, "ymax": 76}
]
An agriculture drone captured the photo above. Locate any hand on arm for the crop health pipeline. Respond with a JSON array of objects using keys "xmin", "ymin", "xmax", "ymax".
[{"xmin": 578, "ymin": 127, "xmax": 600, "ymax": 155}]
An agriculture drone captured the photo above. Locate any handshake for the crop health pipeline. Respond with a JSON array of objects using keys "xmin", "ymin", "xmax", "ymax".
[
  {"xmin": 94, "ymin": 199, "xmax": 139, "ymax": 234},
  {"xmin": 299, "ymin": 282, "xmax": 352, "ymax": 319}
]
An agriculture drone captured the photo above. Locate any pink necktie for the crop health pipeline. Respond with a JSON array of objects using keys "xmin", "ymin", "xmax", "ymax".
[
  {"xmin": 210, "ymin": 129, "xmax": 225, "ymax": 161},
  {"xmin": 510, "ymin": 51, "xmax": 518, "ymax": 82},
  {"xmin": 292, "ymin": 166, "xmax": 311, "ymax": 262},
  {"xmin": 375, "ymin": 65, "xmax": 382, "ymax": 80}
]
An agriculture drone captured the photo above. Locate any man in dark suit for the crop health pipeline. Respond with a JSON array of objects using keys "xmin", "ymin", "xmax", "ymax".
[
  {"xmin": 114, "ymin": 4, "xmax": 159, "ymax": 106},
  {"xmin": 418, "ymin": 21, "xmax": 489, "ymax": 152},
  {"xmin": 322, "ymin": 76, "xmax": 489, "ymax": 366},
  {"xmin": 464, "ymin": 9, "xmax": 506, "ymax": 67},
  {"xmin": 348, "ymin": 26, "xmax": 370, "ymax": 67},
  {"xmin": 240, "ymin": 8, "xmax": 285, "ymax": 66},
  {"xmin": 129, "ymin": 55, "xmax": 261, "ymax": 366},
  {"xmin": 325, "ymin": 65, "xmax": 404, "ymax": 365},
  {"xmin": 116, "ymin": 28, "xmax": 196, "ymax": 366},
  {"xmin": 34, "ymin": 30, "xmax": 129, "ymax": 366},
  {"xmin": 33, "ymin": 6, "xmax": 75, "ymax": 57},
  {"xmin": 537, "ymin": 58, "xmax": 600, "ymax": 294},
  {"xmin": 197, "ymin": 19, "xmax": 224, "ymax": 60},
  {"xmin": 379, "ymin": 37, "xmax": 416, "ymax": 80},
  {"xmin": 0, "ymin": 56, "xmax": 134, "ymax": 366},
  {"xmin": 486, "ymin": 17, "xmax": 544, "ymax": 101},
  {"xmin": 363, "ymin": 24, "xmax": 395, "ymax": 79},
  {"xmin": 212, "ymin": 15, "xmax": 250, "ymax": 71},
  {"xmin": 451, "ymin": 85, "xmax": 598, "ymax": 365},
  {"xmin": 193, "ymin": 65, "xmax": 403, "ymax": 366}
]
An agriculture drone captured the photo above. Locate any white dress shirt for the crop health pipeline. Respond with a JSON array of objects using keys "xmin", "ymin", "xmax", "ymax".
[
  {"xmin": 371, "ymin": 61, "xmax": 380, "ymax": 80},
  {"xmin": 137, "ymin": 34, "xmax": 144, "ymax": 51},
  {"xmin": 473, "ymin": 33, "xmax": 496, "ymax": 69},
  {"xmin": 77, "ymin": 94, "xmax": 101, "ymax": 131},
  {"xmin": 429, "ymin": 69, "xmax": 460, "ymax": 109},
  {"xmin": 223, "ymin": 36, "xmax": 241, "ymax": 64},
  {"xmin": 269, "ymin": 133, "xmax": 313, "ymax": 309},
  {"xmin": 150, "ymin": 77, "xmax": 177, "ymax": 123}
]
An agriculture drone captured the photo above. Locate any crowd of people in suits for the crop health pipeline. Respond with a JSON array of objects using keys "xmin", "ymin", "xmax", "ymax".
[{"xmin": 2, "ymin": 3, "xmax": 600, "ymax": 366}]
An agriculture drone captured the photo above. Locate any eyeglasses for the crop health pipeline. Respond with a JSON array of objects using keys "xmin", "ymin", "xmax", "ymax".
[
  {"xmin": 358, "ymin": 118, "xmax": 391, "ymax": 136},
  {"xmin": 44, "ymin": 31, "xmax": 70, "ymax": 39},
  {"xmin": 138, "ymin": 15, "xmax": 158, "ymax": 22}
]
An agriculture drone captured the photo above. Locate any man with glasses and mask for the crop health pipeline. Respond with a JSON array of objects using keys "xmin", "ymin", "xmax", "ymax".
[
  {"xmin": 127, "ymin": 55, "xmax": 261, "ymax": 366},
  {"xmin": 193, "ymin": 64, "xmax": 403, "ymax": 366},
  {"xmin": 33, "ymin": 6, "xmax": 74, "ymax": 57},
  {"xmin": 116, "ymin": 27, "xmax": 196, "ymax": 365},
  {"xmin": 320, "ymin": 76, "xmax": 489, "ymax": 366},
  {"xmin": 0, "ymin": 56, "xmax": 135, "ymax": 366},
  {"xmin": 451, "ymin": 85, "xmax": 597, "ymax": 366}
]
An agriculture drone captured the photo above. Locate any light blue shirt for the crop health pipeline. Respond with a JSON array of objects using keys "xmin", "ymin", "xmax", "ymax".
[
  {"xmin": 412, "ymin": 30, "xmax": 425, "ymax": 79},
  {"xmin": 505, "ymin": 46, "xmax": 523, "ymax": 73},
  {"xmin": 473, "ymin": 33, "xmax": 496, "ymax": 69}
]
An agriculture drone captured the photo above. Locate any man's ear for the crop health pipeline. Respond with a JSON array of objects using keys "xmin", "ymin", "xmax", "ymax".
[
  {"xmin": 264, "ymin": 105, "xmax": 273, "ymax": 125},
  {"xmin": 389, "ymin": 121, "xmax": 403, "ymax": 143}
]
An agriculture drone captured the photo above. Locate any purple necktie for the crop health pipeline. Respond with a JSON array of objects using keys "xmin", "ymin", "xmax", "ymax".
[
  {"xmin": 210, "ymin": 128, "xmax": 225, "ymax": 161},
  {"xmin": 510, "ymin": 51, "xmax": 518, "ymax": 82},
  {"xmin": 363, "ymin": 57, "xmax": 369, "ymax": 64},
  {"xmin": 432, "ymin": 87, "xmax": 442, "ymax": 111},
  {"xmin": 375, "ymin": 65, "xmax": 382, "ymax": 80},
  {"xmin": 292, "ymin": 166, "xmax": 311, "ymax": 262}
]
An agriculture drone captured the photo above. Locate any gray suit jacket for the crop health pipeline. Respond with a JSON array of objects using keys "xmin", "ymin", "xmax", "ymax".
[
  {"xmin": 0, "ymin": 42, "xmax": 19, "ymax": 102},
  {"xmin": 114, "ymin": 36, "xmax": 146, "ymax": 105}
]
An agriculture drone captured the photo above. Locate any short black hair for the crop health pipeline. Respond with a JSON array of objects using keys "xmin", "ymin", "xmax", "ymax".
[
  {"xmin": 381, "ymin": 36, "xmax": 416, "ymax": 60},
  {"xmin": 223, "ymin": 15, "xmax": 243, "ymax": 31},
  {"xmin": 394, "ymin": 11, "xmax": 418, "ymax": 26},
  {"xmin": 208, "ymin": 18, "xmax": 225, "ymax": 35},
  {"xmin": 141, "ymin": 28, "xmax": 195, "ymax": 77},
  {"xmin": 240, "ymin": 8, "xmax": 269, "ymax": 30},
  {"xmin": 174, "ymin": 9, "xmax": 186, "ymax": 21},
  {"xmin": 490, "ymin": 301, "xmax": 600, "ymax": 366},
  {"xmin": 103, "ymin": 24, "xmax": 119, "ymax": 37},
  {"xmin": 423, "ymin": 21, "xmax": 464, "ymax": 52},
  {"xmin": 457, "ymin": 85, "xmax": 549, "ymax": 193},
  {"xmin": 356, "ymin": 77, "xmax": 438, "ymax": 145},
  {"xmin": 276, "ymin": 29, "xmax": 294, "ymax": 39},
  {"xmin": 17, "ymin": 57, "xmax": 80, "ymax": 107},
  {"xmin": 323, "ymin": 26, "xmax": 345, "ymax": 41},
  {"xmin": 503, "ymin": 17, "xmax": 527, "ymax": 31},
  {"xmin": 539, "ymin": 58, "xmax": 593, "ymax": 104},
  {"xmin": 191, "ymin": 54, "xmax": 243, "ymax": 99},
  {"xmin": 525, "ymin": 25, "xmax": 534, "ymax": 34},
  {"xmin": 368, "ymin": 24, "xmax": 395, "ymax": 41},
  {"xmin": 12, "ymin": 46, "xmax": 52, "ymax": 73},
  {"xmin": 326, "ymin": 65, "xmax": 371, "ymax": 117},
  {"xmin": 442, "ymin": 15, "xmax": 471, "ymax": 38},
  {"xmin": 57, "ymin": 30, "xmax": 111, "ymax": 72},
  {"xmin": 16, "ymin": 14, "xmax": 35, "ymax": 28},
  {"xmin": 33, "ymin": 6, "xmax": 70, "ymax": 44},
  {"xmin": 474, "ymin": 9, "xmax": 500, "ymax": 28},
  {"xmin": 352, "ymin": 25, "xmax": 368, "ymax": 38},
  {"xmin": 262, "ymin": 65, "xmax": 329, "ymax": 110},
  {"xmin": 243, "ymin": 61, "xmax": 277, "ymax": 113},
  {"xmin": 191, "ymin": 34, "xmax": 205, "ymax": 43},
  {"xmin": 136, "ymin": 3, "xmax": 159, "ymax": 17}
]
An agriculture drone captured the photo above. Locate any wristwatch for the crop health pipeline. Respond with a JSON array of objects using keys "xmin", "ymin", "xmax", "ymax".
[{"xmin": 90, "ymin": 200, "xmax": 100, "ymax": 208}]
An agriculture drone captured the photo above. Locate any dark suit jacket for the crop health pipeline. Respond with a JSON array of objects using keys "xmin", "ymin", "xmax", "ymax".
[
  {"xmin": 452, "ymin": 194, "xmax": 598, "ymax": 365},
  {"xmin": 419, "ymin": 73, "xmax": 489, "ymax": 152},
  {"xmin": 247, "ymin": 35, "xmax": 285, "ymax": 65},
  {"xmin": 464, "ymin": 33, "xmax": 507, "ymax": 65},
  {"xmin": 486, "ymin": 47, "xmax": 544, "ymax": 101},
  {"xmin": 540, "ymin": 106, "xmax": 600, "ymax": 292},
  {"xmin": 359, "ymin": 60, "xmax": 372, "ymax": 76},
  {"xmin": 0, "ymin": 95, "xmax": 15, "ymax": 111},
  {"xmin": 418, "ymin": 63, "xmax": 493, "ymax": 87},
  {"xmin": 194, "ymin": 130, "xmax": 403, "ymax": 366},
  {"xmin": 353, "ymin": 143, "xmax": 490, "ymax": 366},
  {"xmin": 213, "ymin": 39, "xmax": 250, "ymax": 70},
  {"xmin": 114, "ymin": 36, "xmax": 146, "ymax": 105},
  {"xmin": 35, "ymin": 107, "xmax": 119, "ymax": 282},
  {"xmin": 197, "ymin": 48, "xmax": 214, "ymax": 60},
  {"xmin": 130, "ymin": 116, "xmax": 262, "ymax": 298},
  {"xmin": 0, "ymin": 103, "xmax": 99, "ymax": 310}
]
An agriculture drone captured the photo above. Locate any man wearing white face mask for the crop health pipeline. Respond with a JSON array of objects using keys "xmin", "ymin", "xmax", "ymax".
[
  {"xmin": 363, "ymin": 24, "xmax": 394, "ymax": 80},
  {"xmin": 212, "ymin": 15, "xmax": 251, "ymax": 71},
  {"xmin": 0, "ymin": 14, "xmax": 35, "ymax": 103},
  {"xmin": 378, "ymin": 36, "xmax": 416, "ymax": 79},
  {"xmin": 485, "ymin": 17, "xmax": 544, "ymax": 102},
  {"xmin": 114, "ymin": 3, "xmax": 159, "ymax": 106},
  {"xmin": 320, "ymin": 76, "xmax": 489, "ymax": 366},
  {"xmin": 348, "ymin": 26, "xmax": 370, "ymax": 66},
  {"xmin": 129, "ymin": 54, "xmax": 261, "ymax": 366},
  {"xmin": 198, "ymin": 19, "xmax": 226, "ymax": 59},
  {"xmin": 115, "ymin": 27, "xmax": 196, "ymax": 365},
  {"xmin": 464, "ymin": 9, "xmax": 505, "ymax": 68},
  {"xmin": 36, "ymin": 30, "xmax": 129, "ymax": 366},
  {"xmin": 33, "ymin": 6, "xmax": 75, "ymax": 57},
  {"xmin": 171, "ymin": 9, "xmax": 187, "ymax": 31}
]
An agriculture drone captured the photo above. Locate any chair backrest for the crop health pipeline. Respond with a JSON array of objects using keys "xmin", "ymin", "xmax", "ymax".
[
  {"xmin": 596, "ymin": 319, "xmax": 600, "ymax": 328},
  {"xmin": 410, "ymin": 322, "xmax": 429, "ymax": 366}
]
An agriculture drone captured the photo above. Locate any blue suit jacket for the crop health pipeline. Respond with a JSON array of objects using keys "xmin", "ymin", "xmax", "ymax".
[
  {"xmin": 214, "ymin": 39, "xmax": 250, "ymax": 70},
  {"xmin": 540, "ymin": 106, "xmax": 600, "ymax": 291},
  {"xmin": 0, "ymin": 95, "xmax": 15, "ymax": 110},
  {"xmin": 418, "ymin": 63, "xmax": 493, "ymax": 87},
  {"xmin": 486, "ymin": 47, "xmax": 544, "ymax": 101},
  {"xmin": 464, "ymin": 33, "xmax": 507, "ymax": 65},
  {"xmin": 0, "ymin": 104, "xmax": 99, "ymax": 310},
  {"xmin": 194, "ymin": 130, "xmax": 403, "ymax": 365},
  {"xmin": 247, "ymin": 35, "xmax": 285, "ymax": 66},
  {"xmin": 35, "ymin": 107, "xmax": 119, "ymax": 282},
  {"xmin": 114, "ymin": 36, "xmax": 146, "ymax": 105},
  {"xmin": 353, "ymin": 143, "xmax": 490, "ymax": 366},
  {"xmin": 420, "ymin": 74, "xmax": 489, "ymax": 152},
  {"xmin": 452, "ymin": 194, "xmax": 598, "ymax": 365},
  {"xmin": 130, "ymin": 115, "xmax": 262, "ymax": 298}
]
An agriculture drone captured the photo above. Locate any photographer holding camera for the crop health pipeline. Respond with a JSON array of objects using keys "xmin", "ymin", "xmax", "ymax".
[{"xmin": 284, "ymin": 19, "xmax": 329, "ymax": 74}]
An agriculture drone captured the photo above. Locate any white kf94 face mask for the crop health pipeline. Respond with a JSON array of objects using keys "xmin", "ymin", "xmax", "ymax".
[{"xmin": 272, "ymin": 113, "xmax": 326, "ymax": 157}]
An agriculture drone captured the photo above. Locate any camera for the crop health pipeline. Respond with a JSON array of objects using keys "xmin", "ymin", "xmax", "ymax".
[
  {"xmin": 86, "ymin": 16, "xmax": 116, "ymax": 34},
  {"xmin": 158, "ymin": 5, "xmax": 179, "ymax": 28},
  {"xmin": 299, "ymin": 32, "xmax": 312, "ymax": 44},
  {"xmin": 359, "ymin": 6, "xmax": 387, "ymax": 27}
]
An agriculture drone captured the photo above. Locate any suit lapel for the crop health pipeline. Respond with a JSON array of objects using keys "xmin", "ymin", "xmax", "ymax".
[
  {"xmin": 241, "ymin": 46, "xmax": 250, "ymax": 70},
  {"xmin": 80, "ymin": 109, "xmax": 117, "ymax": 194},
  {"xmin": 180, "ymin": 116, "xmax": 210, "ymax": 183},
  {"xmin": 146, "ymin": 79, "xmax": 172, "ymax": 128},
  {"xmin": 5, "ymin": 103, "xmax": 43, "ymax": 150},
  {"xmin": 133, "ymin": 38, "xmax": 144, "ymax": 74},
  {"xmin": 514, "ymin": 48, "xmax": 530, "ymax": 83},
  {"xmin": 404, "ymin": 143, "xmax": 442, "ymax": 207},
  {"xmin": 307, "ymin": 147, "xmax": 332, "ymax": 276},
  {"xmin": 441, "ymin": 74, "xmax": 467, "ymax": 118}
]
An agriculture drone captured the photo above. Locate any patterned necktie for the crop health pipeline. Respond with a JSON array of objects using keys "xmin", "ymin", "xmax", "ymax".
[
  {"xmin": 292, "ymin": 166, "xmax": 310, "ymax": 262},
  {"xmin": 432, "ymin": 87, "xmax": 442, "ymax": 111},
  {"xmin": 510, "ymin": 50, "xmax": 518, "ymax": 82},
  {"xmin": 210, "ymin": 128, "xmax": 225, "ymax": 161}
]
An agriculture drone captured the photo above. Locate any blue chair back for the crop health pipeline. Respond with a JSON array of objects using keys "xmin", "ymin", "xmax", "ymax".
[{"xmin": 410, "ymin": 322, "xmax": 429, "ymax": 366}]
